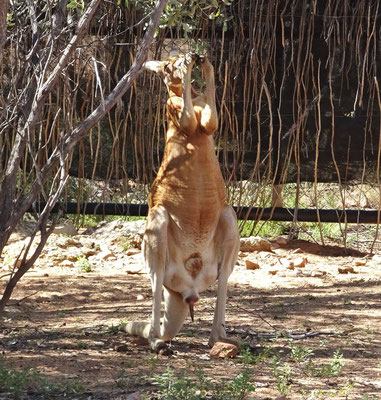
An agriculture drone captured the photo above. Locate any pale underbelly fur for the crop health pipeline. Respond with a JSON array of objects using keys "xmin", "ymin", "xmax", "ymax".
[{"xmin": 163, "ymin": 237, "xmax": 219, "ymax": 297}]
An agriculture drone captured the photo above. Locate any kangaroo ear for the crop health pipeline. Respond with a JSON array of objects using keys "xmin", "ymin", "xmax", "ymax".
[
  {"xmin": 143, "ymin": 60, "xmax": 163, "ymax": 74},
  {"xmin": 169, "ymin": 49, "xmax": 179, "ymax": 58}
]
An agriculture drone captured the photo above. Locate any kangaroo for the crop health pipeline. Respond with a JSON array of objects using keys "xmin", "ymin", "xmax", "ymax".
[{"xmin": 121, "ymin": 52, "xmax": 240, "ymax": 355}]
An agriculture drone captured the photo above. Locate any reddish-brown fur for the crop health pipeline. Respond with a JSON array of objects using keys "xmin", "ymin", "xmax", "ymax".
[{"xmin": 121, "ymin": 53, "xmax": 240, "ymax": 355}]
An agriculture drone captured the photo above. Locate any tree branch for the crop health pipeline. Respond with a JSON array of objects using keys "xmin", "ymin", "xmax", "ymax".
[{"xmin": 13, "ymin": 0, "xmax": 168, "ymax": 228}]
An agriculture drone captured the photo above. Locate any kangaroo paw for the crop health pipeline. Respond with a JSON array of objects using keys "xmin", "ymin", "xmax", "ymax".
[
  {"xmin": 208, "ymin": 335, "xmax": 240, "ymax": 348},
  {"xmin": 150, "ymin": 338, "xmax": 173, "ymax": 356}
]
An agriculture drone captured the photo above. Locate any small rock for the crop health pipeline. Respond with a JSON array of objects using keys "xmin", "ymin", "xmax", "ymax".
[
  {"xmin": 53, "ymin": 222, "xmax": 78, "ymax": 236},
  {"xmin": 125, "ymin": 264, "xmax": 144, "ymax": 274},
  {"xmin": 137, "ymin": 294, "xmax": 144, "ymax": 301},
  {"xmin": 81, "ymin": 248, "xmax": 97, "ymax": 257},
  {"xmin": 245, "ymin": 259, "xmax": 260, "ymax": 270},
  {"xmin": 99, "ymin": 251, "xmax": 115, "ymax": 260},
  {"xmin": 114, "ymin": 342, "xmax": 128, "ymax": 352},
  {"xmin": 126, "ymin": 248, "xmax": 141, "ymax": 256},
  {"xmin": 338, "ymin": 266, "xmax": 356, "ymax": 274},
  {"xmin": 293, "ymin": 257, "xmax": 307, "ymax": 268},
  {"xmin": 354, "ymin": 259, "xmax": 367, "ymax": 266},
  {"xmin": 279, "ymin": 258, "xmax": 294, "ymax": 269},
  {"xmin": 301, "ymin": 269, "xmax": 327, "ymax": 277},
  {"xmin": 268, "ymin": 269, "xmax": 278, "ymax": 275},
  {"xmin": 276, "ymin": 237, "xmax": 288, "ymax": 246},
  {"xmin": 60, "ymin": 260, "xmax": 75, "ymax": 267},
  {"xmin": 57, "ymin": 237, "xmax": 81, "ymax": 248},
  {"xmin": 126, "ymin": 393, "xmax": 141, "ymax": 400},
  {"xmin": 240, "ymin": 236, "xmax": 272, "ymax": 252},
  {"xmin": 210, "ymin": 342, "xmax": 238, "ymax": 359},
  {"xmin": 238, "ymin": 251, "xmax": 248, "ymax": 258},
  {"xmin": 291, "ymin": 248, "xmax": 303, "ymax": 254}
]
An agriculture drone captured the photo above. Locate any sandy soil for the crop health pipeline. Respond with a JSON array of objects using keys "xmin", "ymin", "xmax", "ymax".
[{"xmin": 1, "ymin": 224, "xmax": 381, "ymax": 399}]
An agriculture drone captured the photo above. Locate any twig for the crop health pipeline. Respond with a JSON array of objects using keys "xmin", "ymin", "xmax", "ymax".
[
  {"xmin": 12, "ymin": 290, "xmax": 41, "ymax": 305},
  {"xmin": 233, "ymin": 305, "xmax": 336, "ymax": 340},
  {"xmin": 235, "ymin": 304, "xmax": 279, "ymax": 331}
]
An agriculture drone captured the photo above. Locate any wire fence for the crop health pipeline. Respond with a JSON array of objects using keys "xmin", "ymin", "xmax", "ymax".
[{"xmin": 1, "ymin": 0, "xmax": 381, "ymax": 251}]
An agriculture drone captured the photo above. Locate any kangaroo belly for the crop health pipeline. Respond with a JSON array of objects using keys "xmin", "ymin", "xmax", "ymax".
[{"xmin": 163, "ymin": 245, "xmax": 218, "ymax": 296}]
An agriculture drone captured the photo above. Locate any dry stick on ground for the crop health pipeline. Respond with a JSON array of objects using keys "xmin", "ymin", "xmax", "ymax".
[{"xmin": 0, "ymin": 0, "xmax": 168, "ymax": 314}]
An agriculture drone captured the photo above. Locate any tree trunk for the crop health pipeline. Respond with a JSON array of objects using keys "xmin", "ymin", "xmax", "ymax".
[
  {"xmin": 0, "ymin": 0, "xmax": 8, "ymax": 65},
  {"xmin": 0, "ymin": 0, "xmax": 168, "ymax": 314}
]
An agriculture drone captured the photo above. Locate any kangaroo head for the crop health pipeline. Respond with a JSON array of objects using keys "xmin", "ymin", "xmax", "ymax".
[{"xmin": 144, "ymin": 53, "xmax": 185, "ymax": 95}]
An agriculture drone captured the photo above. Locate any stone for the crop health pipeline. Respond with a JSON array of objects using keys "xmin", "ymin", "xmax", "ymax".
[
  {"xmin": 293, "ymin": 257, "xmax": 307, "ymax": 268},
  {"xmin": 354, "ymin": 259, "xmax": 367, "ymax": 266},
  {"xmin": 114, "ymin": 342, "xmax": 128, "ymax": 352},
  {"xmin": 60, "ymin": 260, "xmax": 75, "ymax": 267},
  {"xmin": 126, "ymin": 393, "xmax": 141, "ymax": 400},
  {"xmin": 276, "ymin": 237, "xmax": 288, "ymax": 246},
  {"xmin": 279, "ymin": 258, "xmax": 294, "ymax": 269},
  {"xmin": 291, "ymin": 248, "xmax": 303, "ymax": 254},
  {"xmin": 81, "ymin": 248, "xmax": 97, "ymax": 257},
  {"xmin": 126, "ymin": 248, "xmax": 141, "ymax": 256},
  {"xmin": 210, "ymin": 342, "xmax": 238, "ymax": 359},
  {"xmin": 338, "ymin": 266, "xmax": 356, "ymax": 274},
  {"xmin": 245, "ymin": 259, "xmax": 260, "ymax": 270},
  {"xmin": 240, "ymin": 236, "xmax": 272, "ymax": 252},
  {"xmin": 99, "ymin": 251, "xmax": 115, "ymax": 260},
  {"xmin": 52, "ymin": 222, "xmax": 78, "ymax": 236},
  {"xmin": 125, "ymin": 264, "xmax": 144, "ymax": 274},
  {"xmin": 56, "ymin": 237, "xmax": 81, "ymax": 248}
]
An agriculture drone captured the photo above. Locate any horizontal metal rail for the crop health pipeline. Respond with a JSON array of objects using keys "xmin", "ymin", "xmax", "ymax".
[{"xmin": 28, "ymin": 202, "xmax": 381, "ymax": 224}]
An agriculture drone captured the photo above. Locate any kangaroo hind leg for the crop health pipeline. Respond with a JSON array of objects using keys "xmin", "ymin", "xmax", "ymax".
[
  {"xmin": 160, "ymin": 287, "xmax": 189, "ymax": 342},
  {"xmin": 209, "ymin": 205, "xmax": 240, "ymax": 348},
  {"xmin": 121, "ymin": 206, "xmax": 171, "ymax": 355}
]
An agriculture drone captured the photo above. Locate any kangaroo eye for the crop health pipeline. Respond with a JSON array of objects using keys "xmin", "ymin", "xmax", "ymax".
[{"xmin": 164, "ymin": 63, "xmax": 171, "ymax": 73}]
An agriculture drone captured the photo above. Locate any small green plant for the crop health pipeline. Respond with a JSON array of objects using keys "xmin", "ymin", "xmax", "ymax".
[
  {"xmin": 213, "ymin": 369, "xmax": 255, "ymax": 400},
  {"xmin": 0, "ymin": 360, "xmax": 85, "ymax": 398},
  {"xmin": 76, "ymin": 256, "xmax": 92, "ymax": 272},
  {"xmin": 77, "ymin": 341, "xmax": 88, "ymax": 349},
  {"xmin": 318, "ymin": 350, "xmax": 344, "ymax": 377},
  {"xmin": 143, "ymin": 354, "xmax": 160, "ymax": 377},
  {"xmin": 153, "ymin": 367, "xmax": 200, "ymax": 400},
  {"xmin": 0, "ymin": 361, "xmax": 41, "ymax": 397},
  {"xmin": 107, "ymin": 324, "xmax": 120, "ymax": 334},
  {"xmin": 41, "ymin": 378, "xmax": 85, "ymax": 395},
  {"xmin": 272, "ymin": 357, "xmax": 293, "ymax": 396},
  {"xmin": 123, "ymin": 360, "xmax": 137, "ymax": 369},
  {"xmin": 308, "ymin": 349, "xmax": 344, "ymax": 378},
  {"xmin": 153, "ymin": 364, "xmax": 255, "ymax": 400},
  {"xmin": 115, "ymin": 368, "xmax": 141, "ymax": 392},
  {"xmin": 289, "ymin": 344, "xmax": 315, "ymax": 363},
  {"xmin": 238, "ymin": 346, "xmax": 268, "ymax": 365}
]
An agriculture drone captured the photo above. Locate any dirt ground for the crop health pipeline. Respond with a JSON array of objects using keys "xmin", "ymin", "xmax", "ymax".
[{"xmin": 1, "ymin": 222, "xmax": 381, "ymax": 399}]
